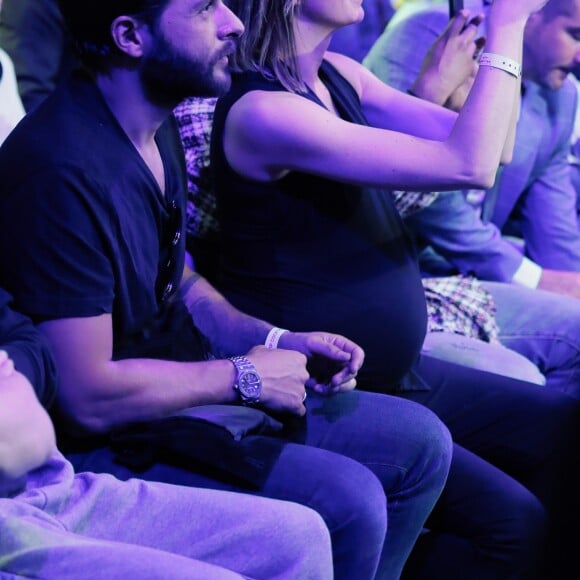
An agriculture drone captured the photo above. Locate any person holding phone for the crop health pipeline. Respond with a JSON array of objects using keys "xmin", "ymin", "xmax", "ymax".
[{"xmin": 364, "ymin": 0, "xmax": 580, "ymax": 398}]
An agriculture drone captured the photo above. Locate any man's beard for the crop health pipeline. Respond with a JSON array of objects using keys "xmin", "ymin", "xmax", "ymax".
[{"xmin": 140, "ymin": 32, "xmax": 232, "ymax": 106}]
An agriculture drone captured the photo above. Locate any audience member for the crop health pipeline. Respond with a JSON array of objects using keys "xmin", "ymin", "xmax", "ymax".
[
  {"xmin": 365, "ymin": 0, "xmax": 580, "ymax": 285},
  {"xmin": 363, "ymin": 0, "xmax": 580, "ymax": 396},
  {"xmin": 0, "ymin": 287, "xmax": 334, "ymax": 579},
  {"xmin": 0, "ymin": 1, "xmax": 454, "ymax": 579},
  {"xmin": 210, "ymin": 0, "xmax": 580, "ymax": 577},
  {"xmin": 0, "ymin": 0, "xmax": 78, "ymax": 112},
  {"xmin": 175, "ymin": 93, "xmax": 548, "ymax": 386}
]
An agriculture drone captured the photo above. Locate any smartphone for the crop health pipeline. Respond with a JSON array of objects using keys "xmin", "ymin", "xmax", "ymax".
[{"xmin": 448, "ymin": 0, "xmax": 464, "ymax": 18}]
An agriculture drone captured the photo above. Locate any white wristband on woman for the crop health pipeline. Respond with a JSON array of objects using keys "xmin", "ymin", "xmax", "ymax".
[
  {"xmin": 265, "ymin": 327, "xmax": 289, "ymax": 349},
  {"xmin": 479, "ymin": 53, "xmax": 521, "ymax": 79}
]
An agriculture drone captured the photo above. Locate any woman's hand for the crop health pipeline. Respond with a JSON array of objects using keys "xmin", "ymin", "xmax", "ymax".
[{"xmin": 410, "ymin": 10, "xmax": 485, "ymax": 108}]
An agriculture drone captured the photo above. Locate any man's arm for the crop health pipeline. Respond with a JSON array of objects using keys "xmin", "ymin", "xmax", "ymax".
[
  {"xmin": 520, "ymin": 145, "xmax": 580, "ymax": 298},
  {"xmin": 180, "ymin": 267, "xmax": 364, "ymax": 392},
  {"xmin": 38, "ymin": 313, "xmax": 297, "ymax": 433},
  {"xmin": 521, "ymin": 164, "xmax": 580, "ymax": 270},
  {"xmin": 39, "ymin": 269, "xmax": 363, "ymax": 434},
  {"xmin": 405, "ymin": 189, "xmax": 526, "ymax": 281},
  {"xmin": 514, "ymin": 88, "xmax": 580, "ymax": 272}
]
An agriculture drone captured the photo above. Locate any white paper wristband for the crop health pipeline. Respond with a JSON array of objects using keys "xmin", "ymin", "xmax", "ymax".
[
  {"xmin": 265, "ymin": 327, "xmax": 289, "ymax": 349},
  {"xmin": 479, "ymin": 53, "xmax": 521, "ymax": 79}
]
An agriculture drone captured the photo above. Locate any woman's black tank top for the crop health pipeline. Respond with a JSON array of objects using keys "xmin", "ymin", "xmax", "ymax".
[{"xmin": 211, "ymin": 61, "xmax": 427, "ymax": 391}]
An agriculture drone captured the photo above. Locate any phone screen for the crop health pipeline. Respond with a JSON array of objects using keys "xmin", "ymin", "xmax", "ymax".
[{"xmin": 448, "ymin": 0, "xmax": 464, "ymax": 18}]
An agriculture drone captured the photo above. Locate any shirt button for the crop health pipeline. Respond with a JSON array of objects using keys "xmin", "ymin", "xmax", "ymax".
[
  {"xmin": 172, "ymin": 230, "xmax": 181, "ymax": 245},
  {"xmin": 162, "ymin": 282, "xmax": 173, "ymax": 301}
]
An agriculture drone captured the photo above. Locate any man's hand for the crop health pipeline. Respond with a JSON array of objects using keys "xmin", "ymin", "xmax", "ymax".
[
  {"xmin": 277, "ymin": 332, "xmax": 365, "ymax": 396},
  {"xmin": 538, "ymin": 269, "xmax": 580, "ymax": 300},
  {"xmin": 409, "ymin": 10, "xmax": 485, "ymax": 109},
  {"xmin": 245, "ymin": 345, "xmax": 310, "ymax": 416}
]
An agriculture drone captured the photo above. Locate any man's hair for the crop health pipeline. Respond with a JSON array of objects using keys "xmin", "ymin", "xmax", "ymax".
[
  {"xmin": 57, "ymin": 0, "xmax": 169, "ymax": 71},
  {"xmin": 228, "ymin": 0, "xmax": 306, "ymax": 93},
  {"xmin": 541, "ymin": 0, "xmax": 579, "ymax": 19}
]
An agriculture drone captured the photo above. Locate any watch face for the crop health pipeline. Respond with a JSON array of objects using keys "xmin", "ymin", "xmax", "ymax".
[{"xmin": 239, "ymin": 371, "xmax": 261, "ymax": 400}]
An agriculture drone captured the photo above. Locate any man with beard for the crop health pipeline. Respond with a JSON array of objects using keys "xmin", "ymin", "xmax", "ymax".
[{"xmin": 0, "ymin": 1, "xmax": 454, "ymax": 578}]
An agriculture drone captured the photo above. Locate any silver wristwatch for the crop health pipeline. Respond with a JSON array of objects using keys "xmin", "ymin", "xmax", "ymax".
[{"xmin": 228, "ymin": 356, "xmax": 262, "ymax": 405}]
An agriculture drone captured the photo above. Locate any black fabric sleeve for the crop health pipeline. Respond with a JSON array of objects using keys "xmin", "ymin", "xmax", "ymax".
[
  {"xmin": 0, "ymin": 288, "xmax": 57, "ymax": 407},
  {"xmin": 0, "ymin": 165, "xmax": 115, "ymax": 322}
]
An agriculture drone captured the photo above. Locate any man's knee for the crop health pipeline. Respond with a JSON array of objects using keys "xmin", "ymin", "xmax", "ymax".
[
  {"xmin": 422, "ymin": 331, "xmax": 546, "ymax": 385},
  {"xmin": 271, "ymin": 503, "xmax": 333, "ymax": 578},
  {"xmin": 374, "ymin": 395, "xmax": 453, "ymax": 491},
  {"xmin": 267, "ymin": 443, "xmax": 387, "ymax": 542}
]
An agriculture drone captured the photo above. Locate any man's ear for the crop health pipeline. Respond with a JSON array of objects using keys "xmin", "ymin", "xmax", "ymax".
[{"xmin": 110, "ymin": 16, "xmax": 146, "ymax": 58}]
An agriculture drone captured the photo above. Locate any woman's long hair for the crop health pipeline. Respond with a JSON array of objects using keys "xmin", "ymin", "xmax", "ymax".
[{"xmin": 228, "ymin": 0, "xmax": 307, "ymax": 92}]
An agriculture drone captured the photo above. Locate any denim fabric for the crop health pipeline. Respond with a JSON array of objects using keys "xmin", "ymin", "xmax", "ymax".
[
  {"xmin": 66, "ymin": 391, "xmax": 453, "ymax": 580},
  {"xmin": 398, "ymin": 354, "xmax": 580, "ymax": 579},
  {"xmin": 483, "ymin": 281, "xmax": 580, "ymax": 397},
  {"xmin": 422, "ymin": 331, "xmax": 546, "ymax": 385},
  {"xmin": 0, "ymin": 451, "xmax": 333, "ymax": 579}
]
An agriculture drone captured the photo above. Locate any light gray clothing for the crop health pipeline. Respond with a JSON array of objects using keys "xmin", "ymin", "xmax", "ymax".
[{"xmin": 0, "ymin": 451, "xmax": 333, "ymax": 579}]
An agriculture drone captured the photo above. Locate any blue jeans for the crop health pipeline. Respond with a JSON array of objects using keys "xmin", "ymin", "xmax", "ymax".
[
  {"xmin": 65, "ymin": 390, "xmax": 453, "ymax": 580},
  {"xmin": 483, "ymin": 281, "xmax": 580, "ymax": 396},
  {"xmin": 422, "ymin": 331, "xmax": 546, "ymax": 385},
  {"xmin": 395, "ymin": 354, "xmax": 580, "ymax": 580}
]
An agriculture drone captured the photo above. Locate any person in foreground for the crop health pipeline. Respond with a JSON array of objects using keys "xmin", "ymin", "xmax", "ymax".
[
  {"xmin": 0, "ymin": 287, "xmax": 334, "ymax": 579},
  {"xmin": 0, "ymin": 1, "xmax": 454, "ymax": 579},
  {"xmin": 210, "ymin": 0, "xmax": 580, "ymax": 578}
]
